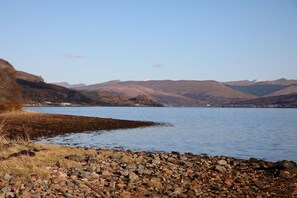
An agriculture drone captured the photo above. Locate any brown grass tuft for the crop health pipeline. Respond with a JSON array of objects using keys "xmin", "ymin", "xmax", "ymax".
[{"xmin": 0, "ymin": 121, "xmax": 9, "ymax": 144}]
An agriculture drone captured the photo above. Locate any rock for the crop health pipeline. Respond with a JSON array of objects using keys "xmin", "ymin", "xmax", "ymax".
[
  {"xmin": 288, "ymin": 167, "xmax": 297, "ymax": 174},
  {"xmin": 180, "ymin": 156, "xmax": 188, "ymax": 161},
  {"xmin": 109, "ymin": 181, "xmax": 116, "ymax": 190},
  {"xmin": 253, "ymin": 181, "xmax": 265, "ymax": 189},
  {"xmin": 151, "ymin": 159, "xmax": 161, "ymax": 165},
  {"xmin": 277, "ymin": 160, "xmax": 296, "ymax": 170},
  {"xmin": 20, "ymin": 184, "xmax": 26, "ymax": 190},
  {"xmin": 65, "ymin": 155, "xmax": 84, "ymax": 161},
  {"xmin": 121, "ymin": 170, "xmax": 129, "ymax": 176},
  {"xmin": 91, "ymin": 172, "xmax": 100, "ymax": 178},
  {"xmin": 217, "ymin": 160, "xmax": 227, "ymax": 166},
  {"xmin": 279, "ymin": 170, "xmax": 290, "ymax": 178},
  {"xmin": 127, "ymin": 164, "xmax": 137, "ymax": 170},
  {"xmin": 249, "ymin": 158, "xmax": 258, "ymax": 163},
  {"xmin": 79, "ymin": 171, "xmax": 91, "ymax": 179},
  {"xmin": 147, "ymin": 179, "xmax": 162, "ymax": 189},
  {"xmin": 224, "ymin": 179, "xmax": 234, "ymax": 186},
  {"xmin": 171, "ymin": 151, "xmax": 180, "ymax": 155},
  {"xmin": 6, "ymin": 191, "xmax": 15, "ymax": 197},
  {"xmin": 137, "ymin": 167, "xmax": 151, "ymax": 175},
  {"xmin": 102, "ymin": 170, "xmax": 110, "ymax": 177},
  {"xmin": 120, "ymin": 191, "xmax": 131, "ymax": 198},
  {"xmin": 215, "ymin": 165, "xmax": 227, "ymax": 173},
  {"xmin": 163, "ymin": 168, "xmax": 173, "ymax": 175},
  {"xmin": 136, "ymin": 186, "xmax": 148, "ymax": 194},
  {"xmin": 52, "ymin": 177, "xmax": 66, "ymax": 184},
  {"xmin": 1, "ymin": 186, "xmax": 12, "ymax": 194},
  {"xmin": 128, "ymin": 172, "xmax": 139, "ymax": 182},
  {"xmin": 171, "ymin": 187, "xmax": 182, "ymax": 196},
  {"xmin": 4, "ymin": 174, "xmax": 12, "ymax": 181}
]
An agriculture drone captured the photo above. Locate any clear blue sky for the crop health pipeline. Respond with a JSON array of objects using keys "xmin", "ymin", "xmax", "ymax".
[{"xmin": 1, "ymin": 0, "xmax": 296, "ymax": 84}]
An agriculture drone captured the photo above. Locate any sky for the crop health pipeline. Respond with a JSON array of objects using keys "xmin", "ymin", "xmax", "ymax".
[{"xmin": 1, "ymin": 0, "xmax": 297, "ymax": 84}]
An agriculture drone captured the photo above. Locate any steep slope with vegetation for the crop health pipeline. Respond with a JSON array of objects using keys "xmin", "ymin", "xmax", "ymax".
[
  {"xmin": 0, "ymin": 59, "xmax": 22, "ymax": 111},
  {"xmin": 17, "ymin": 79, "xmax": 97, "ymax": 106}
]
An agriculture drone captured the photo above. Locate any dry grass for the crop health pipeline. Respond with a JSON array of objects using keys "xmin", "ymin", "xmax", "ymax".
[
  {"xmin": 0, "ymin": 121, "xmax": 9, "ymax": 144},
  {"xmin": 0, "ymin": 140, "xmax": 145, "ymax": 181},
  {"xmin": 0, "ymin": 120, "xmax": 91, "ymax": 180},
  {"xmin": 0, "ymin": 142, "xmax": 101, "ymax": 181}
]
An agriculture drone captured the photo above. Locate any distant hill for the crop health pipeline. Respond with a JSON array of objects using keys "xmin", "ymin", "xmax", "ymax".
[
  {"xmin": 230, "ymin": 93, "xmax": 297, "ymax": 108},
  {"xmin": 73, "ymin": 80, "xmax": 255, "ymax": 107},
  {"xmin": 224, "ymin": 78, "xmax": 297, "ymax": 97},
  {"xmin": 225, "ymin": 84, "xmax": 287, "ymax": 97},
  {"xmin": 257, "ymin": 78, "xmax": 297, "ymax": 86},
  {"xmin": 64, "ymin": 78, "xmax": 297, "ymax": 107},
  {"xmin": 266, "ymin": 85, "xmax": 297, "ymax": 97}
]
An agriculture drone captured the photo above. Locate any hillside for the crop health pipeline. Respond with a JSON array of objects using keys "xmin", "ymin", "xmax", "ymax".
[
  {"xmin": 0, "ymin": 59, "xmax": 22, "ymax": 111},
  {"xmin": 66, "ymin": 78, "xmax": 297, "ymax": 107},
  {"xmin": 224, "ymin": 78, "xmax": 297, "ymax": 97},
  {"xmin": 266, "ymin": 85, "xmax": 297, "ymax": 97},
  {"xmin": 13, "ymin": 68, "xmax": 161, "ymax": 107},
  {"xmin": 17, "ymin": 79, "xmax": 99, "ymax": 106},
  {"xmin": 74, "ymin": 80, "xmax": 255, "ymax": 107},
  {"xmin": 15, "ymin": 71, "xmax": 44, "ymax": 83},
  {"xmin": 230, "ymin": 93, "xmax": 297, "ymax": 108}
]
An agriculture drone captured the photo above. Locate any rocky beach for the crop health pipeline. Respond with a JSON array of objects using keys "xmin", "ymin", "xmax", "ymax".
[{"xmin": 0, "ymin": 143, "xmax": 296, "ymax": 197}]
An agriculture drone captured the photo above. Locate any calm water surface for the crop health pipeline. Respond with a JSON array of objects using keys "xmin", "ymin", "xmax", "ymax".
[{"xmin": 26, "ymin": 107, "xmax": 297, "ymax": 162}]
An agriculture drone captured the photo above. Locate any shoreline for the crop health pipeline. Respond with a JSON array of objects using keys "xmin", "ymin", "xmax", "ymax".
[
  {"xmin": 0, "ymin": 111, "xmax": 296, "ymax": 196},
  {"xmin": 0, "ymin": 111, "xmax": 158, "ymax": 140}
]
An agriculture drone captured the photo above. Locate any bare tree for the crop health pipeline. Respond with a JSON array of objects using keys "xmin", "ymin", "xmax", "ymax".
[{"xmin": 0, "ymin": 59, "xmax": 22, "ymax": 111}]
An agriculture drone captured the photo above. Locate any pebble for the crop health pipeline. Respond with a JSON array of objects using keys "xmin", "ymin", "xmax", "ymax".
[
  {"xmin": 215, "ymin": 165, "xmax": 227, "ymax": 173},
  {"xmin": 218, "ymin": 159, "xmax": 227, "ymax": 166},
  {"xmin": 128, "ymin": 171, "xmax": 139, "ymax": 182},
  {"xmin": 4, "ymin": 174, "xmax": 12, "ymax": 181}
]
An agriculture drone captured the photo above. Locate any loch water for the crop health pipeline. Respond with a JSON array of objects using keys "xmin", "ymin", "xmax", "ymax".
[{"xmin": 26, "ymin": 107, "xmax": 297, "ymax": 162}]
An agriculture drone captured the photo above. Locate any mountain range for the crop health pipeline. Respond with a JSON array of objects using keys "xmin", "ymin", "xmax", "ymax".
[
  {"xmin": 19, "ymin": 74, "xmax": 297, "ymax": 107},
  {"xmin": 1, "ymin": 58, "xmax": 296, "ymax": 108},
  {"xmin": 67, "ymin": 79, "xmax": 297, "ymax": 107}
]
